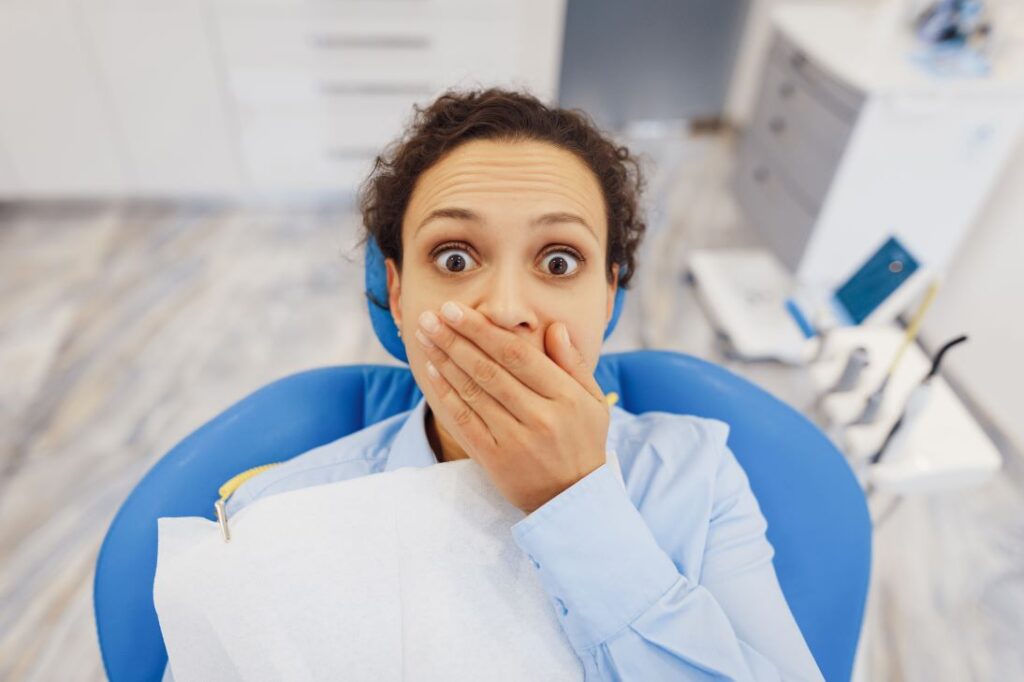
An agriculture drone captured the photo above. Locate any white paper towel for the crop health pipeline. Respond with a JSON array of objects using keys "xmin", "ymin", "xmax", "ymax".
[{"xmin": 154, "ymin": 458, "xmax": 584, "ymax": 681}]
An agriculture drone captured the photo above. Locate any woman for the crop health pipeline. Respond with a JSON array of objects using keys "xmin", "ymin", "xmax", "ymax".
[{"xmin": 172, "ymin": 88, "xmax": 823, "ymax": 681}]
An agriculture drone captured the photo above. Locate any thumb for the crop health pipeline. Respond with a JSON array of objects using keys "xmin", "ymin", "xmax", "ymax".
[{"xmin": 545, "ymin": 322, "xmax": 605, "ymax": 403}]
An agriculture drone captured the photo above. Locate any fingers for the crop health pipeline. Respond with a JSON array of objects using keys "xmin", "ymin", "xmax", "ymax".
[
  {"xmin": 427, "ymin": 301, "xmax": 575, "ymax": 400},
  {"xmin": 414, "ymin": 324, "xmax": 517, "ymax": 448},
  {"xmin": 543, "ymin": 322, "xmax": 605, "ymax": 404},
  {"xmin": 417, "ymin": 310, "xmax": 544, "ymax": 422}
]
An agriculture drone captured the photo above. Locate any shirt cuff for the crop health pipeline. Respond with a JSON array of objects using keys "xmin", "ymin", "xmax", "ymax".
[{"xmin": 510, "ymin": 457, "xmax": 683, "ymax": 652}]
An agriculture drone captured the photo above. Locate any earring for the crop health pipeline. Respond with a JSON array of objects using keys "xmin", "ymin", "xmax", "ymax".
[{"xmin": 396, "ymin": 326, "xmax": 402, "ymax": 338}]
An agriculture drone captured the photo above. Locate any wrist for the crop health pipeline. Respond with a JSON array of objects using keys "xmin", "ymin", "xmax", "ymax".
[{"xmin": 519, "ymin": 453, "xmax": 607, "ymax": 515}]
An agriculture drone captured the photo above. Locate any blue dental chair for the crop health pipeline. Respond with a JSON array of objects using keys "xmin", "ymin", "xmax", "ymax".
[{"xmin": 94, "ymin": 242, "xmax": 871, "ymax": 682}]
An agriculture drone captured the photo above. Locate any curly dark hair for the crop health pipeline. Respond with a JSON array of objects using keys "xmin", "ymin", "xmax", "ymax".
[{"xmin": 358, "ymin": 87, "xmax": 647, "ymax": 307}]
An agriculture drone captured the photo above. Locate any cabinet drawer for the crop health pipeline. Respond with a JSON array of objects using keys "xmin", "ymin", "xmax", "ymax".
[
  {"xmin": 215, "ymin": 7, "xmax": 512, "ymax": 71},
  {"xmin": 228, "ymin": 69, "xmax": 437, "ymax": 114},
  {"xmin": 733, "ymin": 137, "xmax": 818, "ymax": 272},
  {"xmin": 768, "ymin": 33, "xmax": 864, "ymax": 120},
  {"xmin": 234, "ymin": 94, "xmax": 418, "ymax": 194},
  {"xmin": 214, "ymin": 0, "xmax": 502, "ymax": 23},
  {"xmin": 218, "ymin": 15, "xmax": 516, "ymax": 106},
  {"xmin": 746, "ymin": 58, "xmax": 855, "ymax": 208},
  {"xmin": 236, "ymin": 99, "xmax": 416, "ymax": 158},
  {"xmin": 239, "ymin": 132, "xmax": 376, "ymax": 193},
  {"xmin": 218, "ymin": 15, "xmax": 439, "ymax": 78}
]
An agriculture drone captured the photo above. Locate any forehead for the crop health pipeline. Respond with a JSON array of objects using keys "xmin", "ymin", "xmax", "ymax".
[{"xmin": 402, "ymin": 139, "xmax": 607, "ymax": 241}]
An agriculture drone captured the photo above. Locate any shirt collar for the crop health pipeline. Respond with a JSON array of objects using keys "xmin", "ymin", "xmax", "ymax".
[{"xmin": 383, "ymin": 397, "xmax": 439, "ymax": 473}]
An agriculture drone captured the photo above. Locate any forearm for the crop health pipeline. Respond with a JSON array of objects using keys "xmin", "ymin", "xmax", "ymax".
[{"xmin": 511, "ymin": 461, "xmax": 822, "ymax": 681}]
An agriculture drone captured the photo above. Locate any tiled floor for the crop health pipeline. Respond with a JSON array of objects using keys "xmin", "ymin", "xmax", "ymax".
[{"xmin": 1, "ymin": 133, "xmax": 1021, "ymax": 680}]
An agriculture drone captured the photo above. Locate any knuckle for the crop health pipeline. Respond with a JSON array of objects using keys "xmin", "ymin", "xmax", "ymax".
[
  {"xmin": 534, "ymin": 413, "xmax": 556, "ymax": 436},
  {"xmin": 473, "ymin": 357, "xmax": 498, "ymax": 384},
  {"xmin": 500, "ymin": 340, "xmax": 527, "ymax": 367},
  {"xmin": 508, "ymin": 429, "xmax": 530, "ymax": 450},
  {"xmin": 453, "ymin": 406, "xmax": 474, "ymax": 427},
  {"xmin": 461, "ymin": 376, "xmax": 484, "ymax": 401},
  {"xmin": 434, "ymin": 372, "xmax": 452, "ymax": 395},
  {"xmin": 436, "ymin": 329, "xmax": 457, "ymax": 351},
  {"xmin": 434, "ymin": 354, "xmax": 452, "ymax": 373}
]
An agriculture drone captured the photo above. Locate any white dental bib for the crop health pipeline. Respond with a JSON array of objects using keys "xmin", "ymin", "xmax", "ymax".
[{"xmin": 154, "ymin": 458, "xmax": 583, "ymax": 681}]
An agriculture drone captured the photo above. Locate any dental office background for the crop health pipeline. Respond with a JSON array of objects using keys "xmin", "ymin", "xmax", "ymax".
[{"xmin": 1, "ymin": 0, "xmax": 1023, "ymax": 680}]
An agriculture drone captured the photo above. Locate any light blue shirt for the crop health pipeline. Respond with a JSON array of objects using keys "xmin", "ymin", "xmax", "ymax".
[{"xmin": 163, "ymin": 398, "xmax": 823, "ymax": 681}]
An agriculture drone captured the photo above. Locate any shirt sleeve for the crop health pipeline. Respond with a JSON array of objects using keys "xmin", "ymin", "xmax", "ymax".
[{"xmin": 509, "ymin": 441, "xmax": 824, "ymax": 681}]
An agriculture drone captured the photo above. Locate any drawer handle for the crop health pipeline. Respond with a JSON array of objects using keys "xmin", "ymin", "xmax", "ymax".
[
  {"xmin": 319, "ymin": 81, "xmax": 434, "ymax": 97},
  {"xmin": 309, "ymin": 34, "xmax": 431, "ymax": 50},
  {"xmin": 790, "ymin": 51, "xmax": 807, "ymax": 72},
  {"xmin": 326, "ymin": 147, "xmax": 379, "ymax": 160},
  {"xmin": 778, "ymin": 82, "xmax": 795, "ymax": 99},
  {"xmin": 768, "ymin": 117, "xmax": 786, "ymax": 135},
  {"xmin": 753, "ymin": 166, "xmax": 770, "ymax": 184}
]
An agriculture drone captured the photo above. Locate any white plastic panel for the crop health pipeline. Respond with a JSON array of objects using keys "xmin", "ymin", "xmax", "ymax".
[
  {"xmin": 82, "ymin": 0, "xmax": 245, "ymax": 194},
  {"xmin": 0, "ymin": 0, "xmax": 125, "ymax": 197}
]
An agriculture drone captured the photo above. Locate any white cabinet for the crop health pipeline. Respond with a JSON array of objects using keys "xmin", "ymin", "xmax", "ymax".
[
  {"xmin": 0, "ymin": 142, "xmax": 19, "ymax": 194},
  {"xmin": 211, "ymin": 0, "xmax": 566, "ymax": 195},
  {"xmin": 736, "ymin": 3, "xmax": 1024, "ymax": 291},
  {"xmin": 0, "ymin": 0, "xmax": 125, "ymax": 196},
  {"xmin": 0, "ymin": 0, "xmax": 566, "ymax": 198},
  {"xmin": 81, "ymin": 0, "xmax": 244, "ymax": 195},
  {"xmin": 737, "ymin": 32, "xmax": 864, "ymax": 272}
]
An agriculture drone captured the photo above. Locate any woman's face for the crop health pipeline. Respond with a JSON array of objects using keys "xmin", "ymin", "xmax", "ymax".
[{"xmin": 385, "ymin": 138, "xmax": 618, "ymax": 401}]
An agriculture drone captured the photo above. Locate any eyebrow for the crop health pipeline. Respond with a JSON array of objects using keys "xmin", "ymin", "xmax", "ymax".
[{"xmin": 414, "ymin": 207, "xmax": 598, "ymax": 241}]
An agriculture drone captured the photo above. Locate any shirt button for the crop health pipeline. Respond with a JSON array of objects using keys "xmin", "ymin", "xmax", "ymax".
[
  {"xmin": 554, "ymin": 597, "xmax": 568, "ymax": 617},
  {"xmin": 529, "ymin": 555, "xmax": 540, "ymax": 570}
]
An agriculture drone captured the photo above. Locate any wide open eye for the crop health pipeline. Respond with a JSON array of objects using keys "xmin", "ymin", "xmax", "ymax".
[
  {"xmin": 539, "ymin": 249, "xmax": 581, "ymax": 277},
  {"xmin": 432, "ymin": 246, "xmax": 479, "ymax": 274}
]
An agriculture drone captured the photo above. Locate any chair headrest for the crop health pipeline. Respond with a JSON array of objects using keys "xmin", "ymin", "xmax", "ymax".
[{"xmin": 365, "ymin": 238, "xmax": 626, "ymax": 363}]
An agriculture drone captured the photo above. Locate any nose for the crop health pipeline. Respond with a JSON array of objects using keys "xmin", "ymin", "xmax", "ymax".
[{"xmin": 475, "ymin": 266, "xmax": 539, "ymax": 334}]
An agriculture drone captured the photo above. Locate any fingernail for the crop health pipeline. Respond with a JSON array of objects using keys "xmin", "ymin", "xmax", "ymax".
[
  {"xmin": 441, "ymin": 301, "xmax": 463, "ymax": 323},
  {"xmin": 419, "ymin": 310, "xmax": 441, "ymax": 333},
  {"xmin": 414, "ymin": 329, "xmax": 434, "ymax": 348},
  {"xmin": 426, "ymin": 361, "xmax": 440, "ymax": 380},
  {"xmin": 558, "ymin": 323, "xmax": 570, "ymax": 347}
]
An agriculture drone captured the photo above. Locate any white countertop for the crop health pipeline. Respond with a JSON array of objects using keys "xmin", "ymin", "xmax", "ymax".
[{"xmin": 773, "ymin": 1, "xmax": 1024, "ymax": 96}]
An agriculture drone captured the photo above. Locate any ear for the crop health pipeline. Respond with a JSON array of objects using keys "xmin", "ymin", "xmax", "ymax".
[
  {"xmin": 385, "ymin": 258, "xmax": 402, "ymax": 328},
  {"xmin": 605, "ymin": 262, "xmax": 620, "ymax": 324}
]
